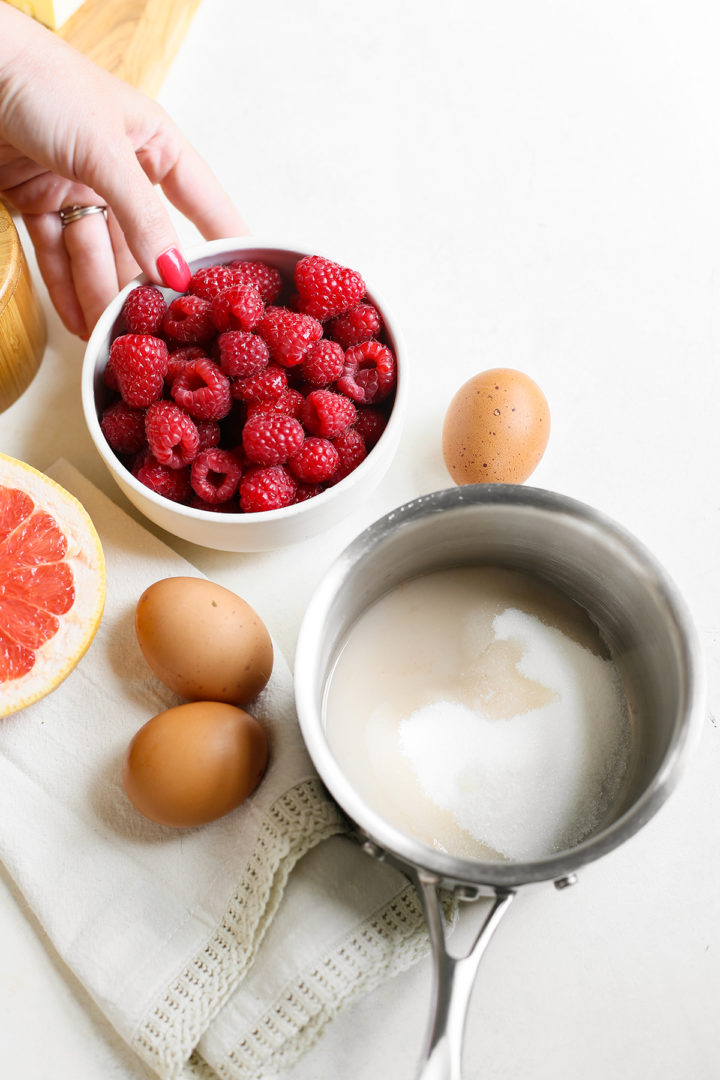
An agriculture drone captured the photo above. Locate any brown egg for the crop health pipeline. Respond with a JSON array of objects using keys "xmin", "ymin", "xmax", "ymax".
[
  {"xmin": 442, "ymin": 368, "xmax": 550, "ymax": 484},
  {"xmin": 135, "ymin": 577, "xmax": 273, "ymax": 704},
  {"xmin": 122, "ymin": 701, "xmax": 269, "ymax": 827}
]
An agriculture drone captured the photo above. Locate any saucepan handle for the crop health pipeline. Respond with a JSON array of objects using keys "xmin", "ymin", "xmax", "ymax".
[{"xmin": 414, "ymin": 872, "xmax": 515, "ymax": 1080}]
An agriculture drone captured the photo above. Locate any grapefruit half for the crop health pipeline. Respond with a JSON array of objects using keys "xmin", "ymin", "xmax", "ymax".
[{"xmin": 0, "ymin": 454, "xmax": 106, "ymax": 718}]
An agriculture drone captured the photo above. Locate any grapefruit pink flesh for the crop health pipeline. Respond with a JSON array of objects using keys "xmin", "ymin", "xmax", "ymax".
[{"xmin": 0, "ymin": 455, "xmax": 105, "ymax": 717}]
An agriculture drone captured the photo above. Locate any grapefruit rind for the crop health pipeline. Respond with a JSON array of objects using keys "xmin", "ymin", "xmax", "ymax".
[{"xmin": 0, "ymin": 454, "xmax": 106, "ymax": 719}]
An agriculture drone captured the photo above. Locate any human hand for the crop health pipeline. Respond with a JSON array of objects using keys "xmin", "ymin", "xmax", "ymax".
[{"xmin": 0, "ymin": 6, "xmax": 248, "ymax": 339}]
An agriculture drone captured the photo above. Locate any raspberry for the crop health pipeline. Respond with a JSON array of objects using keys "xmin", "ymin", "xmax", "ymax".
[
  {"xmin": 103, "ymin": 354, "xmax": 120, "ymax": 392},
  {"xmin": 190, "ymin": 449, "xmax": 242, "ymax": 504},
  {"xmin": 100, "ymin": 400, "xmax": 147, "ymax": 455},
  {"xmin": 171, "ymin": 357, "xmax": 232, "ymax": 421},
  {"xmin": 163, "ymin": 294, "xmax": 215, "ymax": 344},
  {"xmin": 228, "ymin": 260, "xmax": 282, "ymax": 303},
  {"xmin": 293, "ymin": 483, "xmax": 324, "ymax": 503},
  {"xmin": 338, "ymin": 341, "xmax": 396, "ymax": 404},
  {"xmin": 196, "ymin": 419, "xmax": 221, "ymax": 450},
  {"xmin": 230, "ymin": 364, "xmax": 287, "ymax": 403},
  {"xmin": 239, "ymin": 466, "xmax": 296, "ymax": 512},
  {"xmin": 329, "ymin": 427, "xmax": 367, "ymax": 484},
  {"xmin": 132, "ymin": 451, "xmax": 191, "ymax": 503},
  {"xmin": 210, "ymin": 284, "xmax": 264, "ymax": 333},
  {"xmin": 217, "ymin": 331, "xmax": 269, "ymax": 378},
  {"xmin": 242, "ymin": 411, "xmax": 304, "ymax": 466},
  {"xmin": 145, "ymin": 401, "xmax": 200, "ymax": 468},
  {"xmin": 166, "ymin": 346, "xmax": 208, "ymax": 387},
  {"xmin": 189, "ymin": 264, "xmax": 243, "ymax": 300},
  {"xmin": 326, "ymin": 302, "xmax": 382, "ymax": 349},
  {"xmin": 247, "ymin": 387, "xmax": 304, "ymax": 419},
  {"xmin": 299, "ymin": 339, "xmax": 345, "ymax": 386},
  {"xmin": 121, "ymin": 285, "xmax": 167, "ymax": 335},
  {"xmin": 256, "ymin": 306, "xmax": 323, "ymax": 367},
  {"xmin": 300, "ymin": 389, "xmax": 356, "ymax": 438},
  {"xmin": 110, "ymin": 334, "xmax": 168, "ymax": 408},
  {"xmin": 353, "ymin": 406, "xmax": 387, "ymax": 447},
  {"xmin": 294, "ymin": 255, "xmax": 365, "ymax": 320},
  {"xmin": 288, "ymin": 437, "xmax": 339, "ymax": 484}
]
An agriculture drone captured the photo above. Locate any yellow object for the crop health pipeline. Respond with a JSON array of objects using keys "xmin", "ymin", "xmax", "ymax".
[
  {"xmin": 3, "ymin": 0, "xmax": 87, "ymax": 30},
  {"xmin": 0, "ymin": 201, "xmax": 47, "ymax": 414}
]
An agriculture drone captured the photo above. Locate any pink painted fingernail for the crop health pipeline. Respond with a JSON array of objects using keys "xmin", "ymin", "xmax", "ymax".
[{"xmin": 157, "ymin": 246, "xmax": 191, "ymax": 292}]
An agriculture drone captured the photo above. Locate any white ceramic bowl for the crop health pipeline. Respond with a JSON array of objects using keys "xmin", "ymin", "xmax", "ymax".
[{"xmin": 82, "ymin": 239, "xmax": 406, "ymax": 552}]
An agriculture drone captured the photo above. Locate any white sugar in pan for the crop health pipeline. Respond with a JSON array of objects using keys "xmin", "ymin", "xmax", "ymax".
[
  {"xmin": 295, "ymin": 485, "xmax": 704, "ymax": 1080},
  {"xmin": 324, "ymin": 567, "xmax": 631, "ymax": 865}
]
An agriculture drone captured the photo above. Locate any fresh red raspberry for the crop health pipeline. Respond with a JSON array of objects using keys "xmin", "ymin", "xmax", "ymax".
[
  {"xmin": 171, "ymin": 357, "xmax": 232, "ymax": 421},
  {"xmin": 239, "ymin": 465, "xmax": 296, "ymax": 512},
  {"xmin": 288, "ymin": 437, "xmax": 339, "ymax": 483},
  {"xmin": 166, "ymin": 346, "xmax": 209, "ymax": 387},
  {"xmin": 294, "ymin": 255, "xmax": 365, "ymax": 320},
  {"xmin": 132, "ymin": 451, "xmax": 191, "ymax": 503},
  {"xmin": 230, "ymin": 364, "xmax": 287, "ymax": 403},
  {"xmin": 103, "ymin": 354, "xmax": 120, "ymax": 392},
  {"xmin": 242, "ymin": 411, "xmax": 305, "ymax": 466},
  {"xmin": 326, "ymin": 302, "xmax": 382, "ymax": 349},
  {"xmin": 261, "ymin": 387, "xmax": 304, "ymax": 418},
  {"xmin": 256, "ymin": 306, "xmax": 323, "ymax": 367},
  {"xmin": 210, "ymin": 284, "xmax": 264, "ymax": 333},
  {"xmin": 338, "ymin": 341, "xmax": 396, "ymax": 404},
  {"xmin": 121, "ymin": 285, "xmax": 167, "ymax": 335},
  {"xmin": 100, "ymin": 400, "xmax": 147, "ymax": 456},
  {"xmin": 228, "ymin": 259, "xmax": 283, "ymax": 303},
  {"xmin": 217, "ymin": 331, "xmax": 270, "ymax": 378},
  {"xmin": 300, "ymin": 389, "xmax": 357, "ymax": 438},
  {"xmin": 329, "ymin": 427, "xmax": 367, "ymax": 484},
  {"xmin": 110, "ymin": 334, "xmax": 168, "ymax": 408},
  {"xmin": 196, "ymin": 419, "xmax": 221, "ymax": 450},
  {"xmin": 163, "ymin": 294, "xmax": 215, "ymax": 343},
  {"xmin": 299, "ymin": 339, "xmax": 345, "ymax": 386},
  {"xmin": 189, "ymin": 264, "xmax": 243, "ymax": 300},
  {"xmin": 293, "ymin": 483, "xmax": 325, "ymax": 503},
  {"xmin": 353, "ymin": 406, "xmax": 388, "ymax": 447},
  {"xmin": 190, "ymin": 448, "xmax": 243, "ymax": 504},
  {"xmin": 145, "ymin": 401, "xmax": 200, "ymax": 469}
]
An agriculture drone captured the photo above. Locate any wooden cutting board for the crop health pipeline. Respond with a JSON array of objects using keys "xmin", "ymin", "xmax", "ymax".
[{"xmin": 59, "ymin": 0, "xmax": 202, "ymax": 97}]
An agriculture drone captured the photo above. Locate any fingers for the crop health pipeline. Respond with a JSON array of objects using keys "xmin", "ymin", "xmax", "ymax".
[
  {"xmin": 23, "ymin": 212, "xmax": 87, "ymax": 338},
  {"xmin": 61, "ymin": 208, "xmax": 120, "ymax": 334},
  {"xmin": 106, "ymin": 210, "xmax": 141, "ymax": 289},
  {"xmin": 151, "ymin": 140, "xmax": 250, "ymax": 241},
  {"xmin": 82, "ymin": 128, "xmax": 247, "ymax": 290},
  {"xmin": 24, "ymin": 208, "xmax": 129, "ymax": 340},
  {"xmin": 84, "ymin": 144, "xmax": 191, "ymax": 290}
]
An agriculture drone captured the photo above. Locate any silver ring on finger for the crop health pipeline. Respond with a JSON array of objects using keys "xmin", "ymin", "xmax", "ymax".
[{"xmin": 59, "ymin": 204, "xmax": 108, "ymax": 229}]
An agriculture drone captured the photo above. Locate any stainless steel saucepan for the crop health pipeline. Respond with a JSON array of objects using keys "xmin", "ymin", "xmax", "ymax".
[{"xmin": 294, "ymin": 484, "xmax": 704, "ymax": 1079}]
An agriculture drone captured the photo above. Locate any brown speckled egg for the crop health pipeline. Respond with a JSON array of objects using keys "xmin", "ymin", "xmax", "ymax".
[
  {"xmin": 442, "ymin": 368, "xmax": 550, "ymax": 484},
  {"xmin": 122, "ymin": 701, "xmax": 269, "ymax": 827},
  {"xmin": 135, "ymin": 577, "xmax": 273, "ymax": 705}
]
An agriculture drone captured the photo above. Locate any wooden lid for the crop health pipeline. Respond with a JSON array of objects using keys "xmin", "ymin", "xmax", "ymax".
[{"xmin": 0, "ymin": 201, "xmax": 21, "ymax": 317}]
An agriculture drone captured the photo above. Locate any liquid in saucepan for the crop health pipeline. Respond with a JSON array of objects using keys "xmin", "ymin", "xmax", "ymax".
[{"xmin": 323, "ymin": 566, "xmax": 631, "ymax": 862}]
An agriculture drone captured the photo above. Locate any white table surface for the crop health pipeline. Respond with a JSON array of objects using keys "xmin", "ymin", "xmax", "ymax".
[{"xmin": 2, "ymin": 1, "xmax": 720, "ymax": 1077}]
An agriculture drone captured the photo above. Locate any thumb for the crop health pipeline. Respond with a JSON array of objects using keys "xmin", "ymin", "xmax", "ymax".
[{"xmin": 90, "ymin": 146, "xmax": 192, "ymax": 292}]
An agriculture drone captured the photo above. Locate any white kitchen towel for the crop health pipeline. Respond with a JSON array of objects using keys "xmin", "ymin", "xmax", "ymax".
[{"xmin": 0, "ymin": 461, "xmax": 439, "ymax": 1080}]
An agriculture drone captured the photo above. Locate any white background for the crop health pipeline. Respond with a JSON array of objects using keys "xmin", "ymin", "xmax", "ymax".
[{"xmin": 2, "ymin": 1, "xmax": 720, "ymax": 1077}]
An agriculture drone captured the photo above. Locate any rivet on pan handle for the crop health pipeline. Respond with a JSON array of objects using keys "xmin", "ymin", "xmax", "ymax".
[{"xmin": 414, "ymin": 871, "xmax": 515, "ymax": 1080}]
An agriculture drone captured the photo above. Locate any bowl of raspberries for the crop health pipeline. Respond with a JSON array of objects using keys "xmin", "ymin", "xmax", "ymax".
[{"xmin": 82, "ymin": 240, "xmax": 405, "ymax": 551}]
